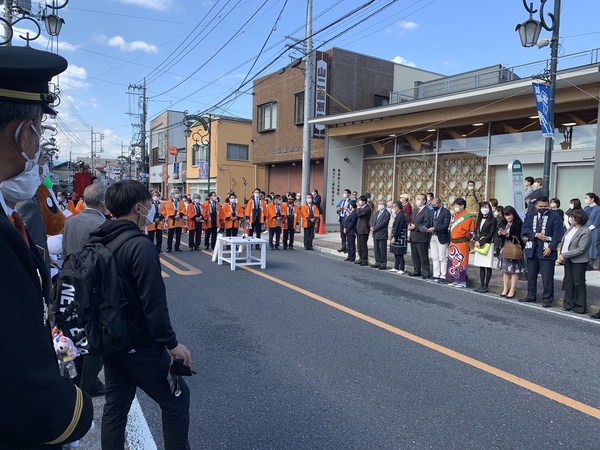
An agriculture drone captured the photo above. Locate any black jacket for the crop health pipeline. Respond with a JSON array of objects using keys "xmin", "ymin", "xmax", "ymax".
[
  {"xmin": 409, "ymin": 206, "xmax": 432, "ymax": 243},
  {"xmin": 90, "ymin": 220, "xmax": 179, "ymax": 351},
  {"xmin": 371, "ymin": 207, "xmax": 391, "ymax": 240},
  {"xmin": 474, "ymin": 215, "xmax": 497, "ymax": 246},
  {"xmin": 356, "ymin": 204, "xmax": 372, "ymax": 235},
  {"xmin": 345, "ymin": 210, "xmax": 357, "ymax": 236},
  {"xmin": 431, "ymin": 206, "xmax": 451, "ymax": 245},
  {"xmin": 0, "ymin": 211, "xmax": 93, "ymax": 448},
  {"xmin": 500, "ymin": 220, "xmax": 525, "ymax": 248},
  {"xmin": 391, "ymin": 211, "xmax": 408, "ymax": 255}
]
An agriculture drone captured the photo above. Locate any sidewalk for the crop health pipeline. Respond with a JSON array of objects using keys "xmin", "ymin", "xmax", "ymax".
[{"xmin": 312, "ymin": 231, "xmax": 600, "ymax": 316}]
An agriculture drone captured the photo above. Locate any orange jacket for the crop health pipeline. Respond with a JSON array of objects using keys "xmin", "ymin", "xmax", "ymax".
[
  {"xmin": 186, "ymin": 201, "xmax": 205, "ymax": 231},
  {"xmin": 161, "ymin": 198, "xmax": 186, "ymax": 228},
  {"xmin": 300, "ymin": 203, "xmax": 320, "ymax": 229},
  {"xmin": 245, "ymin": 198, "xmax": 266, "ymax": 223},
  {"xmin": 74, "ymin": 199, "xmax": 85, "ymax": 215},
  {"xmin": 266, "ymin": 202, "xmax": 286, "ymax": 228},
  {"xmin": 282, "ymin": 203, "xmax": 299, "ymax": 230},
  {"xmin": 202, "ymin": 199, "xmax": 222, "ymax": 228},
  {"xmin": 222, "ymin": 202, "xmax": 243, "ymax": 230}
]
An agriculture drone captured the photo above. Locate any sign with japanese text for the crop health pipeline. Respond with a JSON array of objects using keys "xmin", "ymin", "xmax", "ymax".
[
  {"xmin": 532, "ymin": 83, "xmax": 554, "ymax": 138},
  {"xmin": 313, "ymin": 51, "xmax": 329, "ymax": 139}
]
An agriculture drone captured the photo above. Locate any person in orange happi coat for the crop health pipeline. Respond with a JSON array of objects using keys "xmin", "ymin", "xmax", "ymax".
[
  {"xmin": 161, "ymin": 188, "xmax": 185, "ymax": 252},
  {"xmin": 245, "ymin": 187, "xmax": 266, "ymax": 249},
  {"xmin": 186, "ymin": 194, "xmax": 204, "ymax": 251},
  {"xmin": 203, "ymin": 191, "xmax": 222, "ymax": 250},
  {"xmin": 146, "ymin": 191, "xmax": 165, "ymax": 253},
  {"xmin": 266, "ymin": 194, "xmax": 286, "ymax": 250},
  {"xmin": 222, "ymin": 192, "xmax": 243, "ymax": 237},
  {"xmin": 300, "ymin": 193, "xmax": 320, "ymax": 250},
  {"xmin": 282, "ymin": 193, "xmax": 300, "ymax": 250}
]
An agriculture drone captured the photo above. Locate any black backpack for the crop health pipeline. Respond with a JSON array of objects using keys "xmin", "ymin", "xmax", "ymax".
[{"xmin": 52, "ymin": 229, "xmax": 142, "ymax": 356}]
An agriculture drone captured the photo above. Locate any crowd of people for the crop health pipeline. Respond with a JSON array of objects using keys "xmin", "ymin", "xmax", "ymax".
[{"xmin": 333, "ymin": 183, "xmax": 600, "ymax": 317}]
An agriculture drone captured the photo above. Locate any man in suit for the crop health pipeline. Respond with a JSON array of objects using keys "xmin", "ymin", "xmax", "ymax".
[
  {"xmin": 370, "ymin": 198, "xmax": 391, "ymax": 270},
  {"xmin": 343, "ymin": 201, "xmax": 358, "ymax": 262},
  {"xmin": 300, "ymin": 193, "xmax": 319, "ymax": 250},
  {"xmin": 527, "ymin": 177, "xmax": 543, "ymax": 214},
  {"xmin": 355, "ymin": 195, "xmax": 372, "ymax": 266},
  {"xmin": 161, "ymin": 188, "xmax": 185, "ymax": 252},
  {"xmin": 336, "ymin": 188, "xmax": 352, "ymax": 253},
  {"xmin": 0, "ymin": 45, "xmax": 93, "ymax": 447},
  {"xmin": 148, "ymin": 191, "xmax": 165, "ymax": 252},
  {"xmin": 426, "ymin": 197, "xmax": 451, "ymax": 283},
  {"xmin": 245, "ymin": 187, "xmax": 267, "ymax": 248},
  {"xmin": 203, "ymin": 191, "xmax": 222, "ymax": 250},
  {"xmin": 408, "ymin": 193, "xmax": 432, "ymax": 278},
  {"xmin": 520, "ymin": 196, "xmax": 564, "ymax": 307}
]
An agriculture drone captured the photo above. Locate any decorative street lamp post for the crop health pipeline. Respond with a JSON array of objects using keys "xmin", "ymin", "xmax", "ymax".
[
  {"xmin": 183, "ymin": 112, "xmax": 212, "ymax": 196},
  {"xmin": 516, "ymin": 0, "xmax": 561, "ymax": 199}
]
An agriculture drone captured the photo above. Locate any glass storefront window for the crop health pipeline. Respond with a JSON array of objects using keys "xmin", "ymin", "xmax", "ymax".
[
  {"xmin": 439, "ymin": 125, "xmax": 488, "ymax": 152},
  {"xmin": 394, "ymin": 130, "xmax": 436, "ymax": 154},
  {"xmin": 489, "ymin": 163, "xmax": 543, "ymax": 209},
  {"xmin": 555, "ymin": 164, "xmax": 594, "ymax": 206}
]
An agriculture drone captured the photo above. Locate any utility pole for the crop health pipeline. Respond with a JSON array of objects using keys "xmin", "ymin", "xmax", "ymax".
[
  {"xmin": 127, "ymin": 79, "xmax": 148, "ymax": 186},
  {"xmin": 301, "ymin": 0, "xmax": 313, "ymax": 201},
  {"xmin": 2, "ymin": 1, "xmax": 12, "ymax": 45}
]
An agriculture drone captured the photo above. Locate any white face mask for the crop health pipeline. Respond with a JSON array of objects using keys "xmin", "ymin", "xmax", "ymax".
[
  {"xmin": 454, "ymin": 206, "xmax": 461, "ymax": 213},
  {"xmin": 140, "ymin": 203, "xmax": 153, "ymax": 226},
  {"xmin": 416, "ymin": 200, "xmax": 422, "ymax": 207},
  {"xmin": 584, "ymin": 198, "xmax": 590, "ymax": 204},
  {"xmin": 306, "ymin": 198, "xmax": 312, "ymax": 203},
  {"xmin": 550, "ymin": 203, "xmax": 557, "ymax": 209},
  {"xmin": 568, "ymin": 217, "xmax": 574, "ymax": 225},
  {"xmin": 532, "ymin": 183, "xmax": 539, "ymax": 189},
  {"xmin": 342, "ymin": 193, "xmax": 348, "ymax": 199},
  {"xmin": 153, "ymin": 196, "xmax": 160, "ymax": 201},
  {"xmin": 377, "ymin": 204, "xmax": 385, "ymax": 210},
  {"xmin": 468, "ymin": 186, "xmax": 474, "ymax": 191},
  {"xmin": 13, "ymin": 122, "xmax": 42, "ymax": 177},
  {"xmin": 0, "ymin": 164, "xmax": 41, "ymax": 203},
  {"xmin": 39, "ymin": 163, "xmax": 49, "ymax": 184},
  {"xmin": 173, "ymin": 193, "xmax": 180, "ymax": 199},
  {"xmin": 480, "ymin": 208, "xmax": 490, "ymax": 215},
  {"xmin": 493, "ymin": 211, "xmax": 499, "ymax": 218},
  {"xmin": 254, "ymin": 193, "xmax": 260, "ymax": 198},
  {"xmin": 229, "ymin": 198, "xmax": 236, "ymax": 204},
  {"xmin": 569, "ymin": 203, "xmax": 574, "ymax": 210},
  {"xmin": 57, "ymin": 195, "xmax": 64, "ymax": 202}
]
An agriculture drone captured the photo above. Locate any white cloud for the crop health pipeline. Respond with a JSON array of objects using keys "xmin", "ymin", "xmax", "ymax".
[
  {"xmin": 111, "ymin": 0, "xmax": 174, "ymax": 11},
  {"xmin": 56, "ymin": 64, "xmax": 91, "ymax": 92},
  {"xmin": 94, "ymin": 34, "xmax": 158, "ymax": 53},
  {"xmin": 395, "ymin": 20, "xmax": 420, "ymax": 31},
  {"xmin": 392, "ymin": 56, "xmax": 417, "ymax": 68},
  {"xmin": 14, "ymin": 27, "xmax": 80, "ymax": 52}
]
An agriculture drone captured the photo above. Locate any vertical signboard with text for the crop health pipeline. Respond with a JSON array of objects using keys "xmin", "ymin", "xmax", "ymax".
[{"xmin": 312, "ymin": 51, "xmax": 329, "ymax": 139}]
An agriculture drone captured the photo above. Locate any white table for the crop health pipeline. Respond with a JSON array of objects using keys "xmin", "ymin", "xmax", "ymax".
[{"xmin": 216, "ymin": 236, "xmax": 268, "ymax": 271}]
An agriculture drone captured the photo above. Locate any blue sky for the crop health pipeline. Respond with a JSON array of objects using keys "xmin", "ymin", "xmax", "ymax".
[{"xmin": 19, "ymin": 0, "xmax": 600, "ymax": 159}]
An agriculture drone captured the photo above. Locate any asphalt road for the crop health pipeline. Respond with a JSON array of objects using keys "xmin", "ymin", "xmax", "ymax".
[{"xmin": 137, "ymin": 246, "xmax": 600, "ymax": 449}]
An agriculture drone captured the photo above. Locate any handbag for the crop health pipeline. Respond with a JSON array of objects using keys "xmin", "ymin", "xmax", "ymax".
[
  {"xmin": 502, "ymin": 236, "xmax": 523, "ymax": 260},
  {"xmin": 474, "ymin": 242, "xmax": 491, "ymax": 255}
]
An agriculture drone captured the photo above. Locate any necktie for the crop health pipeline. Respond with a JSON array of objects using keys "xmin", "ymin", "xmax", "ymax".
[
  {"xmin": 537, "ymin": 214, "xmax": 542, "ymax": 232},
  {"xmin": 11, "ymin": 211, "xmax": 28, "ymax": 243},
  {"xmin": 155, "ymin": 202, "xmax": 159, "ymax": 214},
  {"xmin": 276, "ymin": 204, "xmax": 280, "ymax": 215}
]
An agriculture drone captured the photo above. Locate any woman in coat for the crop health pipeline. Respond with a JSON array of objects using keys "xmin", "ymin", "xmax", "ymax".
[
  {"xmin": 497, "ymin": 205, "xmax": 525, "ymax": 299},
  {"xmin": 389, "ymin": 200, "xmax": 408, "ymax": 274},
  {"xmin": 472, "ymin": 201, "xmax": 497, "ymax": 293},
  {"xmin": 558, "ymin": 209, "xmax": 591, "ymax": 314}
]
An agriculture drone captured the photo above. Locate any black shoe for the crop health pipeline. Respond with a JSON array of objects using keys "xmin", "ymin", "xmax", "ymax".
[
  {"xmin": 590, "ymin": 312, "xmax": 600, "ymax": 319},
  {"xmin": 344, "ymin": 257, "xmax": 351, "ymax": 261},
  {"xmin": 354, "ymin": 260, "xmax": 362, "ymax": 265},
  {"xmin": 371, "ymin": 264, "xmax": 379, "ymax": 269},
  {"xmin": 175, "ymin": 248, "xmax": 182, "ymax": 252},
  {"xmin": 270, "ymin": 246, "xmax": 275, "ymax": 250},
  {"xmin": 426, "ymin": 276, "xmax": 438, "ymax": 281},
  {"xmin": 437, "ymin": 279, "xmax": 446, "ymax": 284},
  {"xmin": 480, "ymin": 287, "xmax": 488, "ymax": 293},
  {"xmin": 506, "ymin": 294, "xmax": 515, "ymax": 299},
  {"xmin": 378, "ymin": 266, "xmax": 386, "ymax": 270},
  {"xmin": 542, "ymin": 303, "xmax": 552, "ymax": 308},
  {"xmin": 347, "ymin": 259, "xmax": 355, "ymax": 262},
  {"xmin": 275, "ymin": 246, "xmax": 280, "ymax": 250},
  {"xmin": 189, "ymin": 248, "xmax": 194, "ymax": 251},
  {"xmin": 408, "ymin": 272, "xmax": 421, "ymax": 277},
  {"xmin": 289, "ymin": 245, "xmax": 294, "ymax": 250},
  {"xmin": 518, "ymin": 298, "xmax": 535, "ymax": 303},
  {"xmin": 166, "ymin": 249, "xmax": 171, "ymax": 253},
  {"xmin": 563, "ymin": 307, "xmax": 572, "ymax": 311},
  {"xmin": 283, "ymin": 246, "xmax": 288, "ymax": 250},
  {"xmin": 361, "ymin": 262, "xmax": 369, "ymax": 266},
  {"xmin": 337, "ymin": 248, "xmax": 344, "ymax": 253},
  {"xmin": 500, "ymin": 293, "xmax": 507, "ymax": 297},
  {"xmin": 205, "ymin": 246, "xmax": 210, "ymax": 250}
]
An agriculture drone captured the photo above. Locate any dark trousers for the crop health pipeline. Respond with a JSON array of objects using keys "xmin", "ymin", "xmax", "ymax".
[
  {"xmin": 148, "ymin": 229, "xmax": 162, "ymax": 252},
  {"xmin": 74, "ymin": 354, "xmax": 104, "ymax": 394},
  {"xmin": 357, "ymin": 233, "xmax": 369, "ymax": 262},
  {"xmin": 346, "ymin": 234, "xmax": 356, "ymax": 261},
  {"xmin": 563, "ymin": 259, "xmax": 587, "ymax": 313},
  {"xmin": 339, "ymin": 217, "xmax": 347, "ymax": 250},
  {"xmin": 225, "ymin": 227, "xmax": 238, "ymax": 237},
  {"xmin": 268, "ymin": 227, "xmax": 281, "ymax": 248},
  {"xmin": 188, "ymin": 228, "xmax": 202, "ymax": 249},
  {"xmin": 394, "ymin": 254, "xmax": 405, "ymax": 271},
  {"xmin": 373, "ymin": 238, "xmax": 387, "ymax": 267},
  {"xmin": 526, "ymin": 252, "xmax": 556, "ymax": 304},
  {"xmin": 283, "ymin": 229, "xmax": 295, "ymax": 248},
  {"xmin": 102, "ymin": 345, "xmax": 190, "ymax": 450},
  {"xmin": 304, "ymin": 225, "xmax": 315, "ymax": 249},
  {"xmin": 251, "ymin": 219, "xmax": 262, "ymax": 239},
  {"xmin": 410, "ymin": 241, "xmax": 430, "ymax": 276},
  {"xmin": 167, "ymin": 227, "xmax": 182, "ymax": 251},
  {"xmin": 204, "ymin": 226, "xmax": 218, "ymax": 249}
]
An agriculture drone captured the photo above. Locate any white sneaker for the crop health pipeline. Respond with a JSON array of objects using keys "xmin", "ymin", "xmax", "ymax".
[
  {"xmin": 396, "ymin": 270, "xmax": 405, "ymax": 275},
  {"xmin": 388, "ymin": 268, "xmax": 399, "ymax": 273}
]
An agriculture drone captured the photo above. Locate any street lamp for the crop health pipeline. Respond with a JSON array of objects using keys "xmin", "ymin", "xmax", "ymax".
[
  {"xmin": 1, "ymin": 0, "xmax": 69, "ymax": 46},
  {"xmin": 516, "ymin": 0, "xmax": 561, "ymax": 199},
  {"xmin": 183, "ymin": 111, "xmax": 212, "ymax": 195}
]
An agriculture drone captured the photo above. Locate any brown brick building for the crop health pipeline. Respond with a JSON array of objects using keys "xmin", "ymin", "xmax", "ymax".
[{"xmin": 251, "ymin": 47, "xmax": 441, "ymax": 196}]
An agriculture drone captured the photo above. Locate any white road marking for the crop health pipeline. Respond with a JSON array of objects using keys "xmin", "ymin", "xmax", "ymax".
[{"xmin": 126, "ymin": 396, "xmax": 157, "ymax": 450}]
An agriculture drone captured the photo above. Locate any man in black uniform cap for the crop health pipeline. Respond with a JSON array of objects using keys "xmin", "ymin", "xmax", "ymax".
[{"xmin": 0, "ymin": 46, "xmax": 93, "ymax": 448}]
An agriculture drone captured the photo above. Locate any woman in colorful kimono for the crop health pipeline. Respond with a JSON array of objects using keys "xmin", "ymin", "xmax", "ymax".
[{"xmin": 446, "ymin": 198, "xmax": 475, "ymax": 288}]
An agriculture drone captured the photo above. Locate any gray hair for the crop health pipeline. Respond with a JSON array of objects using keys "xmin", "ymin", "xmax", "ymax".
[
  {"xmin": 83, "ymin": 183, "xmax": 106, "ymax": 207},
  {"xmin": 0, "ymin": 101, "xmax": 43, "ymax": 131}
]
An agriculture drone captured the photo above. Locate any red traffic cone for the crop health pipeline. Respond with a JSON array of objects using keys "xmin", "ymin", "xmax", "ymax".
[{"xmin": 316, "ymin": 218, "xmax": 326, "ymax": 235}]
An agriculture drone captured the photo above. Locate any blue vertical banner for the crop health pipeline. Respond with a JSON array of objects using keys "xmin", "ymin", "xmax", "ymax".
[
  {"xmin": 532, "ymin": 83, "xmax": 554, "ymax": 138},
  {"xmin": 173, "ymin": 162, "xmax": 180, "ymax": 180}
]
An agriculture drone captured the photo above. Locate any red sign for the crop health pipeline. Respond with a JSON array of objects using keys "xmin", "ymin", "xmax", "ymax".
[{"xmin": 169, "ymin": 146, "xmax": 178, "ymax": 157}]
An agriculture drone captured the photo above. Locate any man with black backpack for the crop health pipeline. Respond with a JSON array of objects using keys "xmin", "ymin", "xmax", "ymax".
[{"xmin": 90, "ymin": 180, "xmax": 192, "ymax": 449}]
